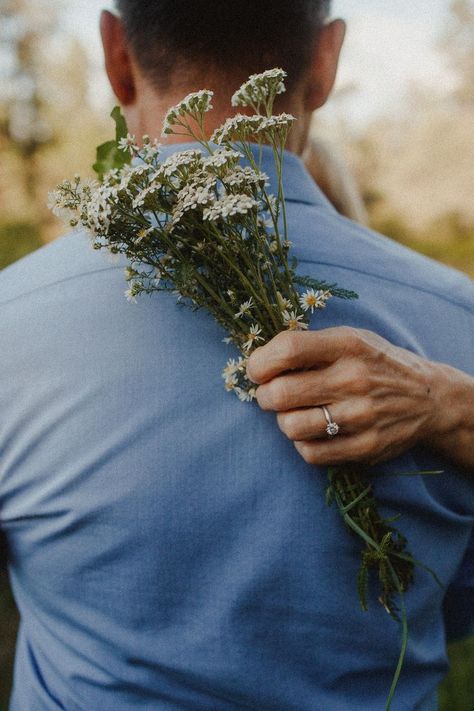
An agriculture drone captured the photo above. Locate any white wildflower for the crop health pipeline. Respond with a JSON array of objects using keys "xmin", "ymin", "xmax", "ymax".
[
  {"xmin": 172, "ymin": 179, "xmax": 216, "ymax": 223},
  {"xmin": 266, "ymin": 194, "xmax": 278, "ymax": 214},
  {"xmin": 162, "ymin": 90, "xmax": 214, "ymax": 134},
  {"xmin": 224, "ymin": 374, "xmax": 239, "ymax": 391},
  {"xmin": 235, "ymin": 386, "xmax": 257, "ymax": 402},
  {"xmin": 202, "ymin": 148, "xmax": 242, "ymax": 172},
  {"xmin": 48, "ymin": 177, "xmax": 99, "ymax": 226},
  {"xmin": 131, "ymin": 177, "xmax": 165, "ymax": 208},
  {"xmin": 124, "ymin": 280, "xmax": 141, "ymax": 303},
  {"xmin": 134, "ymin": 226, "xmax": 154, "ymax": 244},
  {"xmin": 211, "ymin": 114, "xmax": 265, "ymax": 144},
  {"xmin": 231, "ymin": 68, "xmax": 287, "ymax": 109},
  {"xmin": 203, "ymin": 194, "xmax": 258, "ymax": 222},
  {"xmin": 84, "ymin": 185, "xmax": 113, "ymax": 235},
  {"xmin": 256, "ymin": 113, "xmax": 296, "ymax": 134},
  {"xmin": 222, "ymin": 357, "xmax": 247, "ymax": 380},
  {"xmin": 242, "ymin": 324, "xmax": 264, "ymax": 351},
  {"xmin": 298, "ymin": 288, "xmax": 332, "ymax": 313},
  {"xmin": 223, "ymin": 166, "xmax": 269, "ymax": 190},
  {"xmin": 234, "ymin": 297, "xmax": 254, "ymax": 319},
  {"xmin": 161, "ymin": 150, "xmax": 203, "ymax": 177},
  {"xmin": 118, "ymin": 134, "xmax": 139, "ymax": 155},
  {"xmin": 282, "ymin": 310, "xmax": 309, "ymax": 331},
  {"xmin": 140, "ymin": 135, "xmax": 161, "ymax": 162}
]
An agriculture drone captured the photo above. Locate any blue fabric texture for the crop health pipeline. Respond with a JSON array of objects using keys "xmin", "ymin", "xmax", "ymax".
[{"xmin": 0, "ymin": 144, "xmax": 473, "ymax": 710}]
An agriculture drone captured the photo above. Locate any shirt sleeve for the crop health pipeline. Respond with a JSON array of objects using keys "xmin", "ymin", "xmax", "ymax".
[{"xmin": 443, "ymin": 528, "xmax": 474, "ymax": 642}]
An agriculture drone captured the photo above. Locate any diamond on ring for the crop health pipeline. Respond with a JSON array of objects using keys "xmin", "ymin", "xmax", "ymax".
[{"xmin": 321, "ymin": 405, "xmax": 340, "ymax": 438}]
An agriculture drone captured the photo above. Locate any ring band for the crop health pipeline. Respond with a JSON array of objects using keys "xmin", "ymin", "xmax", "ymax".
[{"xmin": 321, "ymin": 405, "xmax": 340, "ymax": 437}]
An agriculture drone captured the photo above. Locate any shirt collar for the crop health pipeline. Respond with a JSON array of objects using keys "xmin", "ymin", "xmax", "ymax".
[{"xmin": 158, "ymin": 141, "xmax": 334, "ymax": 211}]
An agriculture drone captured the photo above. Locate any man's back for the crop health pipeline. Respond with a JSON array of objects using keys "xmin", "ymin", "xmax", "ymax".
[{"xmin": 1, "ymin": 147, "xmax": 473, "ymax": 710}]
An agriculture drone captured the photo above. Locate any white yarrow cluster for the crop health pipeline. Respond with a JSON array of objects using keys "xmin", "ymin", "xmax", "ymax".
[
  {"xmin": 203, "ymin": 194, "xmax": 258, "ymax": 222},
  {"xmin": 256, "ymin": 113, "xmax": 296, "ymax": 133},
  {"xmin": 210, "ymin": 114, "xmax": 266, "ymax": 144},
  {"xmin": 161, "ymin": 150, "xmax": 203, "ymax": 177},
  {"xmin": 231, "ymin": 68, "xmax": 287, "ymax": 109},
  {"xmin": 172, "ymin": 179, "xmax": 217, "ymax": 223},
  {"xmin": 162, "ymin": 90, "xmax": 214, "ymax": 134},
  {"xmin": 223, "ymin": 166, "xmax": 269, "ymax": 190},
  {"xmin": 202, "ymin": 148, "xmax": 242, "ymax": 172}
]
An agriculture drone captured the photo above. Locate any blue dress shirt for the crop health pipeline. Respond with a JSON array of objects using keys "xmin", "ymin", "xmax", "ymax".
[{"xmin": 1, "ymin": 144, "xmax": 473, "ymax": 710}]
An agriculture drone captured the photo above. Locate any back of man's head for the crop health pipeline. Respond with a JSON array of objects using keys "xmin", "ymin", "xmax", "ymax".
[{"xmin": 115, "ymin": 1, "xmax": 332, "ymax": 94}]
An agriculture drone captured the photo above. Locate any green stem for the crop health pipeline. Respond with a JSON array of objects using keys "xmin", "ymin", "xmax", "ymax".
[{"xmin": 385, "ymin": 564, "xmax": 408, "ymax": 711}]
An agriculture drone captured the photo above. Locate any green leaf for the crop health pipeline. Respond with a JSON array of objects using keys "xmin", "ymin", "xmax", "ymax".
[
  {"xmin": 111, "ymin": 105, "xmax": 129, "ymax": 144},
  {"xmin": 92, "ymin": 106, "xmax": 132, "ymax": 178}
]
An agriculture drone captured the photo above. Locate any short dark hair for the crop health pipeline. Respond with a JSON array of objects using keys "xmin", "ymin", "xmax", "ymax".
[{"xmin": 115, "ymin": 1, "xmax": 331, "ymax": 94}]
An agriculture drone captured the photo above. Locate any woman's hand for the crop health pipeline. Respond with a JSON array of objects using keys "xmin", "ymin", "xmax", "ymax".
[{"xmin": 247, "ymin": 327, "xmax": 474, "ymax": 469}]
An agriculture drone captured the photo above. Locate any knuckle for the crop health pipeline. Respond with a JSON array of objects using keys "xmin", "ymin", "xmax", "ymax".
[
  {"xmin": 273, "ymin": 331, "xmax": 300, "ymax": 368},
  {"xmin": 246, "ymin": 349, "xmax": 262, "ymax": 383},
  {"xmin": 342, "ymin": 360, "xmax": 370, "ymax": 393},
  {"xmin": 351, "ymin": 399, "xmax": 377, "ymax": 429},
  {"xmin": 277, "ymin": 412, "xmax": 299, "ymax": 440},
  {"xmin": 357, "ymin": 431, "xmax": 380, "ymax": 460},
  {"xmin": 340, "ymin": 326, "xmax": 363, "ymax": 353},
  {"xmin": 272, "ymin": 379, "xmax": 291, "ymax": 411},
  {"xmin": 255, "ymin": 384, "xmax": 272, "ymax": 410},
  {"xmin": 258, "ymin": 379, "xmax": 289, "ymax": 411}
]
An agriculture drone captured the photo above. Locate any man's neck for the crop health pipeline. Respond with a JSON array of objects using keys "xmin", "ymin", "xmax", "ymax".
[{"xmin": 123, "ymin": 81, "xmax": 309, "ymax": 155}]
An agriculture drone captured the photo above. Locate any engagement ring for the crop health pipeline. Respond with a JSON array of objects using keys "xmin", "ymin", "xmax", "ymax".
[{"xmin": 321, "ymin": 405, "xmax": 340, "ymax": 437}]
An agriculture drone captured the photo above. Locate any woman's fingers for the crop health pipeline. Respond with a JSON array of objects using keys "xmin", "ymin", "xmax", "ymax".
[
  {"xmin": 255, "ymin": 367, "xmax": 339, "ymax": 411},
  {"xmin": 255, "ymin": 355, "xmax": 378, "ymax": 412},
  {"xmin": 293, "ymin": 431, "xmax": 392, "ymax": 467},
  {"xmin": 276, "ymin": 399, "xmax": 378, "ymax": 441},
  {"xmin": 247, "ymin": 327, "xmax": 361, "ymax": 384}
]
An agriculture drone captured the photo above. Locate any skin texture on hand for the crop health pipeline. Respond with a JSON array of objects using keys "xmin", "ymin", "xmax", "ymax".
[{"xmin": 247, "ymin": 327, "xmax": 474, "ymax": 471}]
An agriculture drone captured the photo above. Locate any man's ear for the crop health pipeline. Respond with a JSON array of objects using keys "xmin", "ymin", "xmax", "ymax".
[
  {"xmin": 305, "ymin": 19, "xmax": 346, "ymax": 111},
  {"xmin": 100, "ymin": 10, "xmax": 136, "ymax": 105}
]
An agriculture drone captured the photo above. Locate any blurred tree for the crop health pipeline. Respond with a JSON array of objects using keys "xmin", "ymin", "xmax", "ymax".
[
  {"xmin": 441, "ymin": 0, "xmax": 474, "ymax": 104},
  {"xmin": 0, "ymin": 0, "xmax": 110, "ymax": 247},
  {"xmin": 0, "ymin": 0, "xmax": 55, "ymax": 202}
]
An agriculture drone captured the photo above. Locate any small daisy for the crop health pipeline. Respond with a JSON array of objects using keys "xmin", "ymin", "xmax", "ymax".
[
  {"xmin": 222, "ymin": 359, "xmax": 240, "ymax": 379},
  {"xmin": 124, "ymin": 288, "xmax": 138, "ymax": 304},
  {"xmin": 234, "ymin": 297, "xmax": 254, "ymax": 319},
  {"xmin": 224, "ymin": 374, "xmax": 239, "ymax": 391},
  {"xmin": 299, "ymin": 288, "xmax": 332, "ymax": 313},
  {"xmin": 118, "ymin": 134, "xmax": 139, "ymax": 155},
  {"xmin": 235, "ymin": 386, "xmax": 257, "ymax": 402},
  {"xmin": 282, "ymin": 310, "xmax": 309, "ymax": 331},
  {"xmin": 242, "ymin": 324, "xmax": 264, "ymax": 351}
]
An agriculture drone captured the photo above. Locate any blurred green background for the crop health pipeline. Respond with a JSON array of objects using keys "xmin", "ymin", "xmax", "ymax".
[{"xmin": 0, "ymin": 0, "xmax": 473, "ymax": 708}]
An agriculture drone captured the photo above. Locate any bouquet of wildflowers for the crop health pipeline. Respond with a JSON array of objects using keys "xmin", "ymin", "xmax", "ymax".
[{"xmin": 49, "ymin": 69, "xmax": 440, "ymax": 709}]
